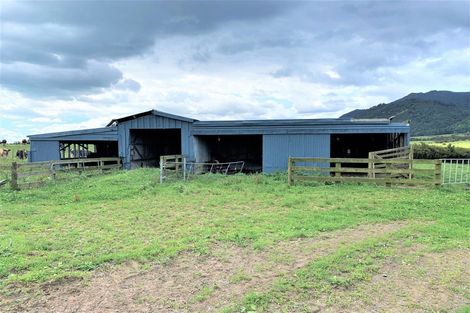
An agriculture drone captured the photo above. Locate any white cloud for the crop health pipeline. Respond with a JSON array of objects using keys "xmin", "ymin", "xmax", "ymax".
[
  {"xmin": 0, "ymin": 1, "xmax": 469, "ymax": 141},
  {"xmin": 30, "ymin": 117, "xmax": 62, "ymax": 123}
]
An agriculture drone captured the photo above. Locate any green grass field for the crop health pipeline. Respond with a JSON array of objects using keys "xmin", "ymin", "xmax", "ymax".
[
  {"xmin": 0, "ymin": 169, "xmax": 469, "ymax": 312},
  {"xmin": 412, "ymin": 133, "xmax": 470, "ymax": 149}
]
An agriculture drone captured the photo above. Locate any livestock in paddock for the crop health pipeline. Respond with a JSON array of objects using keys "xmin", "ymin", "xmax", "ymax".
[
  {"xmin": 0, "ymin": 148, "xmax": 11, "ymax": 157},
  {"xmin": 16, "ymin": 149, "xmax": 28, "ymax": 160},
  {"xmin": 70, "ymin": 149, "xmax": 90, "ymax": 159}
]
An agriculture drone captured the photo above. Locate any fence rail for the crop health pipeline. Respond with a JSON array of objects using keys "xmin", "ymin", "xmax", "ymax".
[
  {"xmin": 6, "ymin": 157, "xmax": 122, "ymax": 190},
  {"xmin": 368, "ymin": 146, "xmax": 413, "ymax": 179},
  {"xmin": 288, "ymin": 157, "xmax": 441, "ymax": 187}
]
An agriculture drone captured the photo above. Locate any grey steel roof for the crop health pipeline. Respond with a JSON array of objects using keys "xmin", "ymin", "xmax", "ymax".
[
  {"xmin": 106, "ymin": 110, "xmax": 197, "ymax": 126},
  {"xmin": 193, "ymin": 118, "xmax": 401, "ymax": 127},
  {"xmin": 28, "ymin": 126, "xmax": 118, "ymax": 141},
  {"xmin": 28, "ymin": 109, "xmax": 410, "ymax": 140}
]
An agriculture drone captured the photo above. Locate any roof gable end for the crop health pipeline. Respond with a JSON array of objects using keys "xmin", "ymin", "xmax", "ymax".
[{"xmin": 107, "ymin": 110, "xmax": 197, "ymax": 126}]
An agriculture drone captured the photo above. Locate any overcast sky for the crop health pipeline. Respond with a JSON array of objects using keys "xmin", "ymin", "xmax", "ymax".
[{"xmin": 1, "ymin": 1, "xmax": 469, "ymax": 141}]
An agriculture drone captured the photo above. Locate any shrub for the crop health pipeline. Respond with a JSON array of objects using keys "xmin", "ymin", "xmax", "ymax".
[{"xmin": 413, "ymin": 142, "xmax": 470, "ymax": 159}]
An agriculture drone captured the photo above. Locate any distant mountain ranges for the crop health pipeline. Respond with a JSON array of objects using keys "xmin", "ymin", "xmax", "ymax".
[{"xmin": 341, "ymin": 91, "xmax": 470, "ymax": 136}]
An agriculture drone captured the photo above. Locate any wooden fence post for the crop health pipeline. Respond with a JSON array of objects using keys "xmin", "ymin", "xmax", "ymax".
[
  {"xmin": 385, "ymin": 162, "xmax": 391, "ymax": 187},
  {"xmin": 288, "ymin": 157, "xmax": 293, "ymax": 186},
  {"xmin": 11, "ymin": 162, "xmax": 19, "ymax": 190},
  {"xmin": 335, "ymin": 162, "xmax": 341, "ymax": 183},
  {"xmin": 175, "ymin": 156, "xmax": 180, "ymax": 177},
  {"xmin": 434, "ymin": 159, "xmax": 442, "ymax": 187},
  {"xmin": 160, "ymin": 156, "xmax": 164, "ymax": 184},
  {"xmin": 49, "ymin": 161, "xmax": 56, "ymax": 180}
]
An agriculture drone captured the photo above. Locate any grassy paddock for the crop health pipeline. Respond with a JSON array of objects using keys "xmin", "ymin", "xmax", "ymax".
[
  {"xmin": 0, "ymin": 168, "xmax": 468, "ymax": 292},
  {"xmin": 416, "ymin": 140, "xmax": 470, "ymax": 149},
  {"xmin": 0, "ymin": 144, "xmax": 29, "ymax": 165},
  {"xmin": 0, "ymin": 144, "xmax": 30, "ymax": 181},
  {"xmin": 412, "ymin": 133, "xmax": 470, "ymax": 148}
]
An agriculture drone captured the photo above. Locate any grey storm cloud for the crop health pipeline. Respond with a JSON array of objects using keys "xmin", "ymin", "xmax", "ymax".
[
  {"xmin": 1, "ymin": 60, "xmax": 122, "ymax": 96},
  {"xmin": 0, "ymin": 0, "xmax": 469, "ymax": 96},
  {"xmin": 0, "ymin": 1, "xmax": 297, "ymax": 97}
]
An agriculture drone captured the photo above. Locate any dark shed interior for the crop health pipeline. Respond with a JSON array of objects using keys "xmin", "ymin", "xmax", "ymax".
[
  {"xmin": 195, "ymin": 135, "xmax": 263, "ymax": 172},
  {"xmin": 130, "ymin": 129, "xmax": 181, "ymax": 168},
  {"xmin": 330, "ymin": 133, "xmax": 406, "ymax": 159},
  {"xmin": 59, "ymin": 141, "xmax": 118, "ymax": 160}
]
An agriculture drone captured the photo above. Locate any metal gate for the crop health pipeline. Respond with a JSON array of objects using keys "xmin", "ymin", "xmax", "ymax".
[
  {"xmin": 159, "ymin": 155, "xmax": 245, "ymax": 183},
  {"xmin": 441, "ymin": 159, "xmax": 470, "ymax": 185}
]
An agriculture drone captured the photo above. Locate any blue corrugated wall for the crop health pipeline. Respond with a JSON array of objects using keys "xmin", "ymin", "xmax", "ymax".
[
  {"xmin": 117, "ymin": 114, "xmax": 194, "ymax": 168},
  {"xmin": 29, "ymin": 141, "xmax": 60, "ymax": 162},
  {"xmin": 263, "ymin": 134, "xmax": 330, "ymax": 172}
]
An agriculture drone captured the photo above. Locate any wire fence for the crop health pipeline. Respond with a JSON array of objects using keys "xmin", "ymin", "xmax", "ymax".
[{"xmin": 441, "ymin": 159, "xmax": 470, "ymax": 185}]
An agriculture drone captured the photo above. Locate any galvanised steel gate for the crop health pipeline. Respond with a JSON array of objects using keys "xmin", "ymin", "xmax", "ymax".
[{"xmin": 441, "ymin": 159, "xmax": 470, "ymax": 185}]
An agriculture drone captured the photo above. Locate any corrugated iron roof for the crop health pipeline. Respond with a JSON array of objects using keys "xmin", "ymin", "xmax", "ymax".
[{"xmin": 106, "ymin": 110, "xmax": 197, "ymax": 126}]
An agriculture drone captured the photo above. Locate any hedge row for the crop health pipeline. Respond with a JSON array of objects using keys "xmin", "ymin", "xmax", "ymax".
[{"xmin": 413, "ymin": 143, "xmax": 470, "ymax": 159}]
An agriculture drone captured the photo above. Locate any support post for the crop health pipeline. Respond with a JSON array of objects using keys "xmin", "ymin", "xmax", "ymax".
[
  {"xmin": 175, "ymin": 157, "xmax": 180, "ymax": 177},
  {"xmin": 409, "ymin": 145, "xmax": 414, "ymax": 179},
  {"xmin": 434, "ymin": 159, "xmax": 442, "ymax": 187},
  {"xmin": 11, "ymin": 162, "xmax": 19, "ymax": 190},
  {"xmin": 288, "ymin": 157, "xmax": 293, "ymax": 186},
  {"xmin": 160, "ymin": 156, "xmax": 164, "ymax": 184},
  {"xmin": 335, "ymin": 162, "xmax": 341, "ymax": 183},
  {"xmin": 385, "ymin": 162, "xmax": 391, "ymax": 187},
  {"xmin": 49, "ymin": 161, "xmax": 56, "ymax": 180}
]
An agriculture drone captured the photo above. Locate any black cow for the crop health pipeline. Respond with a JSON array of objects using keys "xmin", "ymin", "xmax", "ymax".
[{"xmin": 16, "ymin": 149, "xmax": 28, "ymax": 160}]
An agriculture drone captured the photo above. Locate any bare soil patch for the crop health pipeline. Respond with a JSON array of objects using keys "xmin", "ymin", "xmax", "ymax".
[
  {"xmin": 1, "ymin": 222, "xmax": 407, "ymax": 313},
  {"xmin": 279, "ymin": 247, "xmax": 470, "ymax": 313}
]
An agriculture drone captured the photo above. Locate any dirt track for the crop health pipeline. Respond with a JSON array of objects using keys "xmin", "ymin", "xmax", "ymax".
[{"xmin": 2, "ymin": 223, "xmax": 410, "ymax": 313}]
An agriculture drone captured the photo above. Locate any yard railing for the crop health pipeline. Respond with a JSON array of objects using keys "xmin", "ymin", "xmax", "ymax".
[
  {"xmin": 288, "ymin": 157, "xmax": 441, "ymax": 187},
  {"xmin": 159, "ymin": 155, "xmax": 185, "ymax": 183},
  {"xmin": 159, "ymin": 154, "xmax": 245, "ymax": 183},
  {"xmin": 7, "ymin": 157, "xmax": 122, "ymax": 190},
  {"xmin": 441, "ymin": 159, "xmax": 470, "ymax": 185},
  {"xmin": 368, "ymin": 146, "xmax": 413, "ymax": 179}
]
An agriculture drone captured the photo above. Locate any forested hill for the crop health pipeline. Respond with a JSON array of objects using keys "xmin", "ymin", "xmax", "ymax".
[{"xmin": 341, "ymin": 91, "xmax": 470, "ymax": 136}]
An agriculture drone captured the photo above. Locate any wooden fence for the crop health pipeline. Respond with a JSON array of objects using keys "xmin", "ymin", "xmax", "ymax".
[
  {"xmin": 288, "ymin": 157, "xmax": 441, "ymax": 187},
  {"xmin": 159, "ymin": 155, "xmax": 185, "ymax": 183},
  {"xmin": 6, "ymin": 157, "xmax": 122, "ymax": 190},
  {"xmin": 368, "ymin": 146, "xmax": 413, "ymax": 179}
]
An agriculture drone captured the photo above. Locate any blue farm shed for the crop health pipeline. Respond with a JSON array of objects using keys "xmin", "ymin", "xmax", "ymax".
[
  {"xmin": 28, "ymin": 110, "xmax": 410, "ymax": 172},
  {"xmin": 28, "ymin": 127, "xmax": 118, "ymax": 162}
]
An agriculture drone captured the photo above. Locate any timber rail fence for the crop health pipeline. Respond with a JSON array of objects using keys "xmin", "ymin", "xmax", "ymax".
[
  {"xmin": 4, "ymin": 157, "xmax": 122, "ymax": 190},
  {"xmin": 288, "ymin": 157, "xmax": 441, "ymax": 187},
  {"xmin": 368, "ymin": 146, "xmax": 413, "ymax": 179}
]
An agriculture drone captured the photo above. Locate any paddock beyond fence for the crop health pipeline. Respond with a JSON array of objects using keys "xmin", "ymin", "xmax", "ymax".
[
  {"xmin": 4, "ymin": 157, "xmax": 122, "ymax": 190},
  {"xmin": 288, "ymin": 157, "xmax": 441, "ymax": 187}
]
